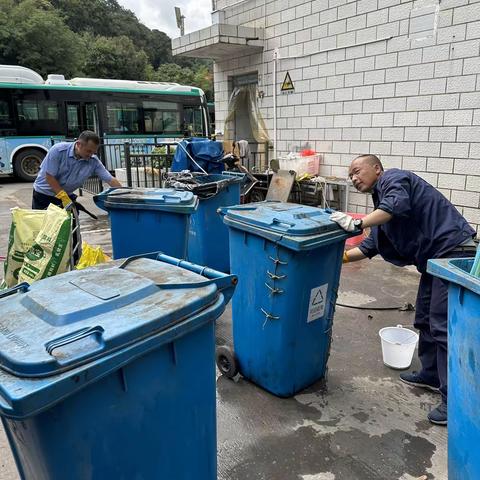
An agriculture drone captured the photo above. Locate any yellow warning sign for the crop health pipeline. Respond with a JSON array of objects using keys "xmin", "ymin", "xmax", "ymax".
[{"xmin": 281, "ymin": 72, "xmax": 294, "ymax": 92}]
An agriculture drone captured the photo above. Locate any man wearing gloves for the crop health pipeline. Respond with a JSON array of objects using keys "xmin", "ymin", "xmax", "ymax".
[
  {"xmin": 32, "ymin": 130, "xmax": 121, "ymax": 210},
  {"xmin": 331, "ymin": 154, "xmax": 476, "ymax": 426}
]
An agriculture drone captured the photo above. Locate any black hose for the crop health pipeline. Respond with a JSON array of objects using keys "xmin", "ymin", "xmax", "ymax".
[{"xmin": 336, "ymin": 302, "xmax": 415, "ymax": 312}]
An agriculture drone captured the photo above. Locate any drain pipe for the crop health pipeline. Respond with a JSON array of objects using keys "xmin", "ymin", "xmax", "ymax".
[{"xmin": 273, "ymin": 48, "xmax": 278, "ymax": 161}]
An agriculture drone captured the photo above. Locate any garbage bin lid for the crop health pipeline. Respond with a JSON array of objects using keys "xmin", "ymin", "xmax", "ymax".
[
  {"xmin": 0, "ymin": 258, "xmax": 220, "ymax": 378},
  {"xmin": 95, "ymin": 188, "xmax": 198, "ymax": 213},
  {"xmin": 221, "ymin": 202, "xmax": 353, "ymax": 251},
  {"xmin": 222, "ymin": 202, "xmax": 337, "ymax": 235}
]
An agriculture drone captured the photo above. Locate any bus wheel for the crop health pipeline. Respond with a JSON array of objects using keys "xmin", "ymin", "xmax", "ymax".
[{"xmin": 13, "ymin": 149, "xmax": 45, "ymax": 181}]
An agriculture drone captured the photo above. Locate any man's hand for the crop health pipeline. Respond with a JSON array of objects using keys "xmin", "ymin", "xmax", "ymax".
[
  {"xmin": 108, "ymin": 178, "xmax": 122, "ymax": 188},
  {"xmin": 55, "ymin": 190, "xmax": 72, "ymax": 208},
  {"xmin": 330, "ymin": 211, "xmax": 356, "ymax": 232}
]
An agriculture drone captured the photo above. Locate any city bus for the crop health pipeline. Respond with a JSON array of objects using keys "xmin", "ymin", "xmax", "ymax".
[{"xmin": 0, "ymin": 65, "xmax": 210, "ymax": 180}]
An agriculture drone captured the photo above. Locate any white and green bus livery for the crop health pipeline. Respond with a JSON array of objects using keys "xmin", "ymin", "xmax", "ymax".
[{"xmin": 0, "ymin": 65, "xmax": 209, "ymax": 180}]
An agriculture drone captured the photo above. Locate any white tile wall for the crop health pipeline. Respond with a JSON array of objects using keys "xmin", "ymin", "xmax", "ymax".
[{"xmin": 209, "ymin": 0, "xmax": 480, "ymax": 230}]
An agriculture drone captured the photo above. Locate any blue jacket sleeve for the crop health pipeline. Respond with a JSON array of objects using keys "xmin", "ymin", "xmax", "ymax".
[
  {"xmin": 376, "ymin": 175, "xmax": 411, "ymax": 218},
  {"xmin": 358, "ymin": 230, "xmax": 379, "ymax": 258}
]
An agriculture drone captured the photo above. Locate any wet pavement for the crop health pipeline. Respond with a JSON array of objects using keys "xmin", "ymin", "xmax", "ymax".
[{"xmin": 0, "ymin": 179, "xmax": 446, "ymax": 480}]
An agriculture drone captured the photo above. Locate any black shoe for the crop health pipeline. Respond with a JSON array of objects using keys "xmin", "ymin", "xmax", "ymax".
[
  {"xmin": 399, "ymin": 371, "xmax": 440, "ymax": 393},
  {"xmin": 428, "ymin": 402, "xmax": 447, "ymax": 425}
]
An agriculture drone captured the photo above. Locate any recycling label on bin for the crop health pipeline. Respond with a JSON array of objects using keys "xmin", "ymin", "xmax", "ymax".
[{"xmin": 307, "ymin": 284, "xmax": 328, "ymax": 322}]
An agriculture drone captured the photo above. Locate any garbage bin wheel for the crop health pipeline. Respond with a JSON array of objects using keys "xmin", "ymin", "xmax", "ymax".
[{"xmin": 216, "ymin": 346, "xmax": 238, "ymax": 378}]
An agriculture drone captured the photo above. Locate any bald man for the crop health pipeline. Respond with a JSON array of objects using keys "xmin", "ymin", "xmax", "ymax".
[{"xmin": 331, "ymin": 155, "xmax": 476, "ymax": 426}]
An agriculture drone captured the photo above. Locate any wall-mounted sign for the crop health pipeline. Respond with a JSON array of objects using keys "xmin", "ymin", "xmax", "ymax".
[{"xmin": 281, "ymin": 72, "xmax": 294, "ymax": 92}]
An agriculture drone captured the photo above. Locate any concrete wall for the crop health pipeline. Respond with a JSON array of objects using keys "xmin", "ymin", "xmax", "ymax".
[{"xmin": 212, "ymin": 0, "xmax": 480, "ymax": 229}]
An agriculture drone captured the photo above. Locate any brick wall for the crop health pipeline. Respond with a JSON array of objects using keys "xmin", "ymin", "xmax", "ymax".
[{"xmin": 212, "ymin": 0, "xmax": 480, "ymax": 230}]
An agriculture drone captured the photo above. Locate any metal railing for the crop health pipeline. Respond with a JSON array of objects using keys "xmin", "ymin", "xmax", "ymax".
[
  {"xmin": 123, "ymin": 142, "xmax": 177, "ymax": 188},
  {"xmin": 49, "ymin": 136, "xmax": 270, "ymax": 193},
  {"xmin": 80, "ymin": 176, "xmax": 103, "ymax": 195},
  {"xmin": 238, "ymin": 142, "xmax": 270, "ymax": 173}
]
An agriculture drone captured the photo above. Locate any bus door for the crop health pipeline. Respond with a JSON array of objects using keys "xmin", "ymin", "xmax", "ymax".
[{"xmin": 66, "ymin": 102, "xmax": 100, "ymax": 138}]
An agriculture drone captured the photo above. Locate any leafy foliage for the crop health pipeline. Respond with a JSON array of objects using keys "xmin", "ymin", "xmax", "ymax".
[{"xmin": 0, "ymin": 0, "xmax": 213, "ymax": 98}]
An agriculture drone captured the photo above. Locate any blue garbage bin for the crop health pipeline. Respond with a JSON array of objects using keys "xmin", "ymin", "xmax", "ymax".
[
  {"xmin": 168, "ymin": 173, "xmax": 242, "ymax": 272},
  {"xmin": 0, "ymin": 253, "xmax": 236, "ymax": 480},
  {"xmin": 427, "ymin": 257, "xmax": 480, "ymax": 480},
  {"xmin": 220, "ymin": 202, "xmax": 355, "ymax": 397},
  {"xmin": 94, "ymin": 188, "xmax": 198, "ymax": 259}
]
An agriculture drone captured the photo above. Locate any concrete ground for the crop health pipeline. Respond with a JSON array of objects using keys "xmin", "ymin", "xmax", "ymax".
[{"xmin": 0, "ymin": 179, "xmax": 446, "ymax": 480}]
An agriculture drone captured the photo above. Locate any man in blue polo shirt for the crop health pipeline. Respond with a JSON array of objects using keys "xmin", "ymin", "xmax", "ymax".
[
  {"xmin": 32, "ymin": 130, "xmax": 121, "ymax": 209},
  {"xmin": 331, "ymin": 154, "xmax": 476, "ymax": 426}
]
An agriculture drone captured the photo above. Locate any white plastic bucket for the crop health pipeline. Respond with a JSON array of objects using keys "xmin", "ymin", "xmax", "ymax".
[{"xmin": 379, "ymin": 325, "xmax": 419, "ymax": 370}]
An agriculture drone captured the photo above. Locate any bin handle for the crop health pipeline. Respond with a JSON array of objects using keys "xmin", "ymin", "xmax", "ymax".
[
  {"xmin": 45, "ymin": 325, "xmax": 105, "ymax": 356},
  {"xmin": 118, "ymin": 252, "xmax": 238, "ymax": 302},
  {"xmin": 217, "ymin": 205, "xmax": 258, "ymax": 217},
  {"xmin": 271, "ymin": 218, "xmax": 295, "ymax": 230},
  {"xmin": 159, "ymin": 194, "xmax": 182, "ymax": 204},
  {"xmin": 0, "ymin": 282, "xmax": 29, "ymax": 300}
]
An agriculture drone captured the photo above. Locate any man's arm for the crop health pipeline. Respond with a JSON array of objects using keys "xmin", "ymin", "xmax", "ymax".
[
  {"xmin": 45, "ymin": 173, "xmax": 64, "ymax": 195},
  {"xmin": 360, "ymin": 209, "xmax": 392, "ymax": 229},
  {"xmin": 94, "ymin": 160, "xmax": 122, "ymax": 188}
]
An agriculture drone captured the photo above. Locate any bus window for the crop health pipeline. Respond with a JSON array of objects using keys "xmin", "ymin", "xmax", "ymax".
[
  {"xmin": 143, "ymin": 101, "xmax": 181, "ymax": 134},
  {"xmin": 85, "ymin": 103, "xmax": 99, "ymax": 132},
  {"xmin": 15, "ymin": 98, "xmax": 62, "ymax": 134},
  {"xmin": 183, "ymin": 106, "xmax": 204, "ymax": 136},
  {"xmin": 66, "ymin": 103, "xmax": 81, "ymax": 138},
  {"xmin": 106, "ymin": 102, "xmax": 139, "ymax": 134},
  {"xmin": 66, "ymin": 102, "xmax": 99, "ymax": 138},
  {"xmin": 16, "ymin": 99, "xmax": 59, "ymax": 121},
  {"xmin": 0, "ymin": 100, "xmax": 12, "ymax": 128}
]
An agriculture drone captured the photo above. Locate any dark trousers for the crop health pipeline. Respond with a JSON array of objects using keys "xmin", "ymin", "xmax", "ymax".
[
  {"xmin": 32, "ymin": 189, "xmax": 77, "ymax": 210},
  {"xmin": 414, "ymin": 248, "xmax": 476, "ymax": 404}
]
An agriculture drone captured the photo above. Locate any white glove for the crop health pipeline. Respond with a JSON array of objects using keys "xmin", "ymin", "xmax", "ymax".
[{"xmin": 330, "ymin": 211, "xmax": 356, "ymax": 232}]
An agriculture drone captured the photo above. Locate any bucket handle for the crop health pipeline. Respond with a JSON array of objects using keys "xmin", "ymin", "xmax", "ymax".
[{"xmin": 393, "ymin": 324, "xmax": 418, "ymax": 345}]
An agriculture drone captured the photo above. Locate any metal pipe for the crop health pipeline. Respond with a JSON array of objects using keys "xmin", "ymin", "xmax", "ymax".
[
  {"xmin": 124, "ymin": 142, "xmax": 132, "ymax": 187},
  {"xmin": 273, "ymin": 49, "xmax": 278, "ymax": 162}
]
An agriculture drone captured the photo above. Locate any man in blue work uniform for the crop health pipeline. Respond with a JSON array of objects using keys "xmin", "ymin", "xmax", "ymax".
[
  {"xmin": 32, "ymin": 130, "xmax": 121, "ymax": 210},
  {"xmin": 331, "ymin": 154, "xmax": 476, "ymax": 426}
]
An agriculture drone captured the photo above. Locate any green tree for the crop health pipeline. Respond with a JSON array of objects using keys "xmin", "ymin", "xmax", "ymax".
[
  {"xmin": 0, "ymin": 0, "xmax": 84, "ymax": 77},
  {"xmin": 0, "ymin": 0, "xmax": 14, "ymax": 62},
  {"xmin": 50, "ymin": 0, "xmax": 116, "ymax": 36},
  {"xmin": 52, "ymin": 0, "xmax": 172, "ymax": 68},
  {"xmin": 0, "ymin": 0, "xmax": 214, "ymax": 90},
  {"xmin": 83, "ymin": 35, "xmax": 149, "ymax": 80},
  {"xmin": 143, "ymin": 30, "xmax": 172, "ymax": 69},
  {"xmin": 193, "ymin": 64, "xmax": 214, "ymax": 101},
  {"xmin": 153, "ymin": 63, "xmax": 195, "ymax": 85},
  {"xmin": 150, "ymin": 63, "xmax": 214, "ymax": 100}
]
